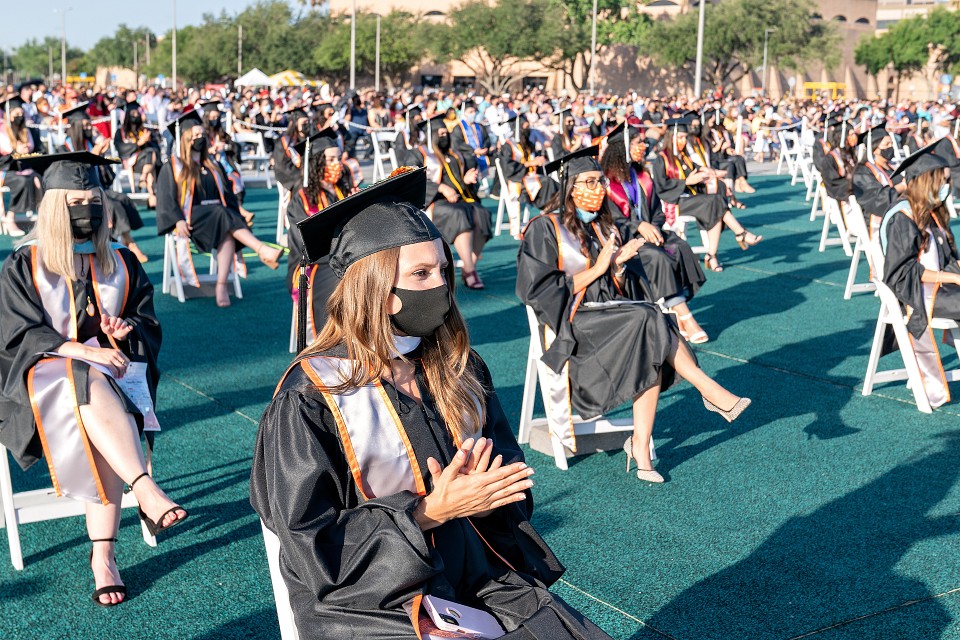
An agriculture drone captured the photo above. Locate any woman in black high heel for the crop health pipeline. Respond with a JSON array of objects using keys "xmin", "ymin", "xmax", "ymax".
[{"xmin": 0, "ymin": 152, "xmax": 187, "ymax": 607}]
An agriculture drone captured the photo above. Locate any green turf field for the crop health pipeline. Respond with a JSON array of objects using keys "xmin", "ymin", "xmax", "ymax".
[{"xmin": 2, "ymin": 173, "xmax": 960, "ymax": 639}]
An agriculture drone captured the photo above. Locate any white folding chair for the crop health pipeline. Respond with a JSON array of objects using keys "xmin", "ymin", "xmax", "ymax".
[
  {"xmin": 371, "ymin": 130, "xmax": 399, "ymax": 182},
  {"xmin": 947, "ymin": 194, "xmax": 958, "ymax": 220},
  {"xmin": 843, "ymin": 197, "xmax": 877, "ymax": 299},
  {"xmin": 234, "ymin": 131, "xmax": 274, "ymax": 189},
  {"xmin": 260, "ymin": 521, "xmax": 301, "ymax": 640},
  {"xmin": 818, "ymin": 194, "xmax": 853, "ymax": 256},
  {"xmin": 777, "ymin": 130, "xmax": 800, "ymax": 180},
  {"xmin": 862, "ymin": 278, "xmax": 960, "ymax": 413},
  {"xmin": 493, "ymin": 158, "xmax": 529, "ymax": 237},
  {"xmin": 276, "ymin": 183, "xmax": 292, "ymax": 247},
  {"xmin": 161, "ymin": 235, "xmax": 243, "ymax": 303},
  {"xmin": 518, "ymin": 306, "xmax": 648, "ymax": 470},
  {"xmin": 667, "ymin": 215, "xmax": 710, "ymax": 255},
  {"xmin": 0, "ymin": 443, "xmax": 156, "ymax": 570}
]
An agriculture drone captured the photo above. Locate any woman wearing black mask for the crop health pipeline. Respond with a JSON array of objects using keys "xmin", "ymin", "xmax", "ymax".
[
  {"xmin": 0, "ymin": 97, "xmax": 43, "ymax": 235},
  {"xmin": 113, "ymin": 102, "xmax": 160, "ymax": 208},
  {"xmin": 496, "ymin": 114, "xmax": 557, "ymax": 238},
  {"xmin": 252, "ymin": 167, "xmax": 615, "ymax": 640},
  {"xmin": 156, "ymin": 112, "xmax": 283, "ymax": 307},
  {"xmin": 0, "ymin": 152, "xmax": 186, "ymax": 607}
]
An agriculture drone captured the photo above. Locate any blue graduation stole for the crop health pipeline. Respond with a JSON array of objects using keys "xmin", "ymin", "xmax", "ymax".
[{"xmin": 458, "ymin": 119, "xmax": 488, "ymax": 173}]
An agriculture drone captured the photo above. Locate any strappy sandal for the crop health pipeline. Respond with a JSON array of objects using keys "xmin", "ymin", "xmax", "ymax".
[
  {"xmin": 735, "ymin": 230, "xmax": 763, "ymax": 251},
  {"xmin": 130, "ymin": 473, "xmax": 188, "ymax": 537},
  {"xmin": 461, "ymin": 270, "xmax": 485, "ymax": 290},
  {"xmin": 678, "ymin": 313, "xmax": 709, "ymax": 344},
  {"xmin": 90, "ymin": 538, "xmax": 126, "ymax": 607},
  {"xmin": 703, "ymin": 254, "xmax": 723, "ymax": 272},
  {"xmin": 732, "ymin": 200, "xmax": 747, "ymax": 210}
]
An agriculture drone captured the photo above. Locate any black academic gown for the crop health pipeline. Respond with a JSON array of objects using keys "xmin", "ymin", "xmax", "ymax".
[
  {"xmin": 0, "ymin": 154, "xmax": 40, "ymax": 214},
  {"xmin": 852, "ymin": 162, "xmax": 898, "ymax": 223},
  {"xmin": 0, "ymin": 246, "xmax": 161, "ymax": 470},
  {"xmin": 812, "ymin": 139, "xmax": 830, "ymax": 177},
  {"xmin": 273, "ymin": 134, "xmax": 304, "ymax": 193},
  {"xmin": 114, "ymin": 128, "xmax": 160, "ymax": 175},
  {"xmin": 609, "ymin": 167, "xmax": 706, "ymax": 302},
  {"xmin": 156, "ymin": 160, "xmax": 247, "ymax": 253},
  {"xmin": 882, "ymin": 205, "xmax": 960, "ymax": 341},
  {"xmin": 249, "ymin": 346, "xmax": 612, "ymax": 640},
  {"xmin": 516, "ymin": 214, "xmax": 680, "ymax": 418},
  {"xmin": 650, "ymin": 153, "xmax": 725, "ymax": 232},
  {"xmin": 495, "ymin": 142, "xmax": 558, "ymax": 211},
  {"xmin": 285, "ymin": 180, "xmax": 354, "ymax": 335},
  {"xmin": 821, "ymin": 148, "xmax": 852, "ymax": 203},
  {"xmin": 450, "ymin": 120, "xmax": 491, "ymax": 173}
]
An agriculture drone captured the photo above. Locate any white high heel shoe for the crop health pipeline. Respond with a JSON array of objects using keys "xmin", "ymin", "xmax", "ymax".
[
  {"xmin": 1, "ymin": 218, "xmax": 25, "ymax": 237},
  {"xmin": 623, "ymin": 436, "xmax": 664, "ymax": 484}
]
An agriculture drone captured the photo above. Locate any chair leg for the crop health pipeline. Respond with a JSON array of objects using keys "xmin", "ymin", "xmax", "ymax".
[
  {"xmin": 494, "ymin": 197, "xmax": 505, "ymax": 237},
  {"xmin": 517, "ymin": 350, "xmax": 540, "ymax": 445},
  {"xmin": 551, "ymin": 434, "xmax": 569, "ymax": 471},
  {"xmin": 810, "ymin": 187, "xmax": 821, "ymax": 221},
  {"xmin": 862, "ymin": 314, "xmax": 886, "ymax": 397},
  {"xmin": 844, "ymin": 240, "xmax": 862, "ymax": 300},
  {"xmin": 0, "ymin": 447, "xmax": 24, "ymax": 570}
]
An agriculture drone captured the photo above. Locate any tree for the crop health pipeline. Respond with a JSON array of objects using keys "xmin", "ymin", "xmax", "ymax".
[
  {"xmin": 430, "ymin": 0, "xmax": 555, "ymax": 94},
  {"xmin": 314, "ymin": 11, "xmax": 424, "ymax": 89},
  {"xmin": 855, "ymin": 33, "xmax": 892, "ymax": 97},
  {"xmin": 12, "ymin": 37, "xmax": 84, "ymax": 80},
  {"xmin": 82, "ymin": 25, "xmax": 156, "ymax": 72},
  {"xmin": 637, "ymin": 0, "xmax": 839, "ymax": 94}
]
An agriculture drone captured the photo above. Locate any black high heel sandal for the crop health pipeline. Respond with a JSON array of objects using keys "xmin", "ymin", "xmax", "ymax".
[
  {"xmin": 735, "ymin": 230, "xmax": 763, "ymax": 250},
  {"xmin": 90, "ymin": 538, "xmax": 126, "ymax": 607},
  {"xmin": 703, "ymin": 254, "xmax": 723, "ymax": 272},
  {"xmin": 129, "ymin": 473, "xmax": 188, "ymax": 537}
]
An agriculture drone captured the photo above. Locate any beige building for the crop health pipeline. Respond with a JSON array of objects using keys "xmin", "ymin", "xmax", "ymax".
[{"xmin": 318, "ymin": 0, "xmax": 947, "ymax": 100}]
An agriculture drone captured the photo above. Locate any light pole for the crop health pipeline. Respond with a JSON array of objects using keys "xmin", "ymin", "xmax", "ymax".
[
  {"xmin": 172, "ymin": 0, "xmax": 177, "ymax": 89},
  {"xmin": 238, "ymin": 24, "xmax": 243, "ymax": 77},
  {"xmin": 349, "ymin": 0, "xmax": 356, "ymax": 90},
  {"xmin": 374, "ymin": 15, "xmax": 381, "ymax": 93},
  {"xmin": 762, "ymin": 27, "xmax": 777, "ymax": 96},
  {"xmin": 693, "ymin": 0, "xmax": 706, "ymax": 98},
  {"xmin": 54, "ymin": 8, "xmax": 69, "ymax": 86},
  {"xmin": 588, "ymin": 0, "xmax": 598, "ymax": 95}
]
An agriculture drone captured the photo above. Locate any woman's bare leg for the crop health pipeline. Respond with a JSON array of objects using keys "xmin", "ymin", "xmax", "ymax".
[
  {"xmin": 666, "ymin": 338, "xmax": 739, "ymax": 409},
  {"xmin": 215, "ymin": 236, "xmax": 235, "ymax": 307},
  {"xmin": 86, "ymin": 448, "xmax": 125, "ymax": 605},
  {"xmin": 630, "ymin": 377, "xmax": 661, "ymax": 470},
  {"xmin": 453, "ymin": 231, "xmax": 477, "ymax": 274},
  {"xmin": 705, "ymin": 222, "xmax": 722, "ymax": 257},
  {"xmin": 78, "ymin": 369, "xmax": 185, "ymax": 528}
]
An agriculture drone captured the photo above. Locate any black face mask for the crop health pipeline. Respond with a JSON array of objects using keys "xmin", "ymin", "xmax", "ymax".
[
  {"xmin": 880, "ymin": 146, "xmax": 896, "ymax": 161},
  {"xmin": 191, "ymin": 137, "xmax": 208, "ymax": 153},
  {"xmin": 11, "ymin": 115, "xmax": 24, "ymax": 128},
  {"xmin": 565, "ymin": 124, "xmax": 575, "ymax": 134},
  {"xmin": 128, "ymin": 114, "xmax": 141, "ymax": 125},
  {"xmin": 69, "ymin": 203, "xmax": 103, "ymax": 240},
  {"xmin": 390, "ymin": 285, "xmax": 451, "ymax": 337},
  {"xmin": 689, "ymin": 125, "xmax": 702, "ymax": 137},
  {"xmin": 437, "ymin": 136, "xmax": 451, "ymax": 152}
]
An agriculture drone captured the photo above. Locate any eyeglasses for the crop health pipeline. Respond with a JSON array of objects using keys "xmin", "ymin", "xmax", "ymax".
[{"xmin": 573, "ymin": 177, "xmax": 608, "ymax": 190}]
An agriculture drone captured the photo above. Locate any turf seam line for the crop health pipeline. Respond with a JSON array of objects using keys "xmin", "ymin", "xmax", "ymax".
[
  {"xmin": 784, "ymin": 586, "xmax": 960, "ymax": 639},
  {"xmin": 727, "ymin": 264, "xmax": 845, "ymax": 289},
  {"xmin": 694, "ymin": 347, "xmax": 960, "ymax": 416},
  {"xmin": 555, "ymin": 578, "xmax": 680, "ymax": 640},
  {"xmin": 165, "ymin": 374, "xmax": 261, "ymax": 426}
]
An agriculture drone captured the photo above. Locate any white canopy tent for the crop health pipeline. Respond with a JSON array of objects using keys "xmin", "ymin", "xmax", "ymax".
[{"xmin": 236, "ymin": 68, "xmax": 274, "ymax": 87}]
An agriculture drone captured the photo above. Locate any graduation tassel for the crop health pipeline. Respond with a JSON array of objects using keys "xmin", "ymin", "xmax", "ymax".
[
  {"xmin": 954, "ymin": 118, "xmax": 959, "ymax": 140},
  {"xmin": 296, "ymin": 257, "xmax": 309, "ymax": 354},
  {"xmin": 515, "ymin": 115, "xmax": 520, "ymax": 141},
  {"xmin": 175, "ymin": 121, "xmax": 181, "ymax": 158},
  {"xmin": 867, "ymin": 128, "xmax": 874, "ymax": 164},
  {"xmin": 303, "ymin": 136, "xmax": 311, "ymax": 188},
  {"xmin": 624, "ymin": 123, "xmax": 630, "ymax": 163}
]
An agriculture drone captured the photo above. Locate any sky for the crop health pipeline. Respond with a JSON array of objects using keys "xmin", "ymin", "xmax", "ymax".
[{"xmin": 0, "ymin": 0, "xmax": 302, "ymax": 52}]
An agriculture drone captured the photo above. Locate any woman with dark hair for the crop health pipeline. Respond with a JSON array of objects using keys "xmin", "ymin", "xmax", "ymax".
[
  {"xmin": 0, "ymin": 97, "xmax": 43, "ymax": 235},
  {"xmin": 273, "ymin": 106, "xmax": 313, "ymax": 193},
  {"xmin": 852, "ymin": 124, "xmax": 903, "ymax": 234},
  {"xmin": 702, "ymin": 107, "xmax": 754, "ymax": 195},
  {"xmin": 252, "ymin": 168, "xmax": 615, "ymax": 639},
  {"xmin": 881, "ymin": 145, "xmax": 960, "ymax": 408},
  {"xmin": 155, "ymin": 111, "xmax": 283, "ymax": 307},
  {"xmin": 496, "ymin": 114, "xmax": 558, "ymax": 239},
  {"xmin": 59, "ymin": 103, "xmax": 148, "ymax": 263},
  {"xmin": 822, "ymin": 121, "xmax": 859, "ymax": 204},
  {"xmin": 602, "ymin": 123, "xmax": 709, "ymax": 343},
  {"xmin": 113, "ymin": 101, "xmax": 160, "ymax": 208},
  {"xmin": 0, "ymin": 152, "xmax": 185, "ymax": 607},
  {"xmin": 651, "ymin": 118, "xmax": 762, "ymax": 273},
  {"xmin": 407, "ymin": 114, "xmax": 491, "ymax": 289},
  {"xmin": 518, "ymin": 147, "xmax": 751, "ymax": 483},
  {"xmin": 202, "ymin": 101, "xmax": 255, "ymax": 227},
  {"xmin": 285, "ymin": 128, "xmax": 359, "ymax": 340}
]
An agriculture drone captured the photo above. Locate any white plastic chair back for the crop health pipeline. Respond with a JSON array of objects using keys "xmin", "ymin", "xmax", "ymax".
[{"xmin": 260, "ymin": 521, "xmax": 301, "ymax": 640}]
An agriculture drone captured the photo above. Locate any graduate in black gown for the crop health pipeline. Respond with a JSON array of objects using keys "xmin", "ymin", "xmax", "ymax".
[
  {"xmin": 881, "ymin": 144, "xmax": 960, "ymax": 408},
  {"xmin": 820, "ymin": 120, "xmax": 858, "ymax": 204},
  {"xmin": 811, "ymin": 113, "xmax": 839, "ymax": 180},
  {"xmin": 517, "ymin": 147, "xmax": 751, "ymax": 483},
  {"xmin": 59, "ymin": 102, "xmax": 148, "ymax": 263},
  {"xmin": 273, "ymin": 106, "xmax": 313, "ymax": 193},
  {"xmin": 202, "ymin": 100, "xmax": 255, "ymax": 227},
  {"xmin": 251, "ymin": 167, "xmax": 614, "ymax": 639},
  {"xmin": 703, "ymin": 107, "xmax": 754, "ymax": 195},
  {"xmin": 156, "ymin": 111, "xmax": 283, "ymax": 307},
  {"xmin": 601, "ymin": 122, "xmax": 708, "ymax": 343},
  {"xmin": 495, "ymin": 114, "xmax": 558, "ymax": 238},
  {"xmin": 113, "ymin": 101, "xmax": 160, "ymax": 208},
  {"xmin": 904, "ymin": 119, "xmax": 931, "ymax": 156},
  {"xmin": 449, "ymin": 99, "xmax": 492, "ymax": 174},
  {"xmin": 0, "ymin": 97, "xmax": 42, "ymax": 235},
  {"xmin": 0, "ymin": 152, "xmax": 186, "ymax": 607},
  {"xmin": 650, "ymin": 117, "xmax": 762, "ymax": 273},
  {"xmin": 931, "ymin": 134, "xmax": 960, "ymax": 199},
  {"xmin": 407, "ymin": 113, "xmax": 491, "ymax": 290},
  {"xmin": 852, "ymin": 124, "xmax": 904, "ymax": 233},
  {"xmin": 285, "ymin": 127, "xmax": 358, "ymax": 342}
]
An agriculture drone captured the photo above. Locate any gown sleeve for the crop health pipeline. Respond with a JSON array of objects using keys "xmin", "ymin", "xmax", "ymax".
[
  {"xmin": 882, "ymin": 211, "xmax": 928, "ymax": 338},
  {"xmin": 250, "ymin": 378, "xmax": 442, "ymax": 610},
  {"xmin": 821, "ymin": 152, "xmax": 851, "ymax": 202},
  {"xmin": 155, "ymin": 162, "xmax": 183, "ymax": 236},
  {"xmin": 515, "ymin": 215, "xmax": 571, "ymax": 335},
  {"xmin": 650, "ymin": 155, "xmax": 687, "ymax": 204},
  {"xmin": 852, "ymin": 165, "xmax": 898, "ymax": 218}
]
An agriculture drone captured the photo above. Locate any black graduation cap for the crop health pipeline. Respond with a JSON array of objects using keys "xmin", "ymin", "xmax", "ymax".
[
  {"xmin": 293, "ymin": 127, "xmax": 340, "ymax": 188},
  {"xmin": 543, "ymin": 144, "xmax": 600, "ymax": 178},
  {"xmin": 891, "ymin": 141, "xmax": 950, "ymax": 182},
  {"xmin": 62, "ymin": 102, "xmax": 91, "ymax": 124},
  {"xmin": 932, "ymin": 136, "xmax": 960, "ymax": 167},
  {"xmin": 283, "ymin": 104, "xmax": 309, "ymax": 121},
  {"xmin": 416, "ymin": 112, "xmax": 447, "ymax": 148},
  {"xmin": 200, "ymin": 100, "xmax": 223, "ymax": 117},
  {"xmin": 502, "ymin": 112, "xmax": 526, "ymax": 140},
  {"xmin": 856, "ymin": 123, "xmax": 886, "ymax": 147},
  {"xmin": 664, "ymin": 116, "xmax": 692, "ymax": 134},
  {"xmin": 313, "ymin": 101, "xmax": 333, "ymax": 112},
  {"xmin": 166, "ymin": 109, "xmax": 205, "ymax": 139},
  {"xmin": 297, "ymin": 166, "xmax": 437, "ymax": 273},
  {"xmin": 16, "ymin": 151, "xmax": 119, "ymax": 191},
  {"xmin": 702, "ymin": 107, "xmax": 724, "ymax": 126},
  {"xmin": 606, "ymin": 121, "xmax": 645, "ymax": 163},
  {"xmin": 4, "ymin": 96, "xmax": 24, "ymax": 112}
]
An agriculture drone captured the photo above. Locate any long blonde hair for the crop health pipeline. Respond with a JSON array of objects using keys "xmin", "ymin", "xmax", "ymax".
[
  {"xmin": 19, "ymin": 188, "xmax": 115, "ymax": 279},
  {"xmin": 306, "ymin": 244, "xmax": 487, "ymax": 443},
  {"xmin": 905, "ymin": 169, "xmax": 953, "ymax": 252}
]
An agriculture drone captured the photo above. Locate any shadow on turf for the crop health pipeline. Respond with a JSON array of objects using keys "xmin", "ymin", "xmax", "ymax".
[
  {"xmin": 189, "ymin": 608, "xmax": 282, "ymax": 640},
  {"xmin": 630, "ymin": 432, "xmax": 960, "ymax": 640}
]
